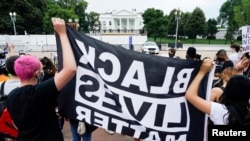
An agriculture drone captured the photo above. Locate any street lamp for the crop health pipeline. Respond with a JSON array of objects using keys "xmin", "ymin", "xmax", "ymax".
[
  {"xmin": 174, "ymin": 10, "xmax": 181, "ymax": 48},
  {"xmin": 9, "ymin": 12, "xmax": 17, "ymax": 35}
]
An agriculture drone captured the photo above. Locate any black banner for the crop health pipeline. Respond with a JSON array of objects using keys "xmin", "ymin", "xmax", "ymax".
[{"xmin": 57, "ymin": 26, "xmax": 212, "ymax": 141}]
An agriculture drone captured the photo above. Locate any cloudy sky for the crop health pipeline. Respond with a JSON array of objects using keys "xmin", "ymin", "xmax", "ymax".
[{"xmin": 85, "ymin": 0, "xmax": 227, "ymax": 19}]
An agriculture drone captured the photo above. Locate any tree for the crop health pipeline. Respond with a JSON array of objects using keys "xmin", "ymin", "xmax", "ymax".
[
  {"xmin": 0, "ymin": 0, "xmax": 47, "ymax": 34},
  {"xmin": 180, "ymin": 12, "xmax": 191, "ymax": 39},
  {"xmin": 219, "ymin": 0, "xmax": 242, "ymax": 43},
  {"xmin": 168, "ymin": 9, "xmax": 187, "ymax": 41},
  {"xmin": 207, "ymin": 18, "xmax": 218, "ymax": 44},
  {"xmin": 74, "ymin": 0, "xmax": 88, "ymax": 32},
  {"xmin": 87, "ymin": 12, "xmax": 100, "ymax": 32},
  {"xmin": 233, "ymin": 0, "xmax": 250, "ymax": 27},
  {"xmin": 43, "ymin": 2, "xmax": 77, "ymax": 34},
  {"xmin": 185, "ymin": 7, "xmax": 206, "ymax": 40},
  {"xmin": 142, "ymin": 8, "xmax": 168, "ymax": 41},
  {"xmin": 0, "ymin": 0, "xmax": 89, "ymax": 34},
  {"xmin": 43, "ymin": 0, "xmax": 88, "ymax": 33},
  {"xmin": 167, "ymin": 10, "xmax": 177, "ymax": 37}
]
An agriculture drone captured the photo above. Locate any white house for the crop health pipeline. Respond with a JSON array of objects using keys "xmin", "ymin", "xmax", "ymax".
[
  {"xmin": 0, "ymin": 9, "xmax": 149, "ymax": 53},
  {"xmin": 99, "ymin": 9, "xmax": 144, "ymax": 35}
]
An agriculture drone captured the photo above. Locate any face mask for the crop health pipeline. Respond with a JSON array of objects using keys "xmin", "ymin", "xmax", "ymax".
[{"xmin": 217, "ymin": 57, "xmax": 225, "ymax": 62}]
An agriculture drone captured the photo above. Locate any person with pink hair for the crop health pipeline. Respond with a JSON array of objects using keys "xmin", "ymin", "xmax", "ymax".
[{"xmin": 7, "ymin": 17, "xmax": 77, "ymax": 141}]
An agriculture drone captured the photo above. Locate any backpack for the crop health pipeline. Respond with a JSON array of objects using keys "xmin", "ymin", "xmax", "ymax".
[{"xmin": 0, "ymin": 81, "xmax": 18, "ymax": 139}]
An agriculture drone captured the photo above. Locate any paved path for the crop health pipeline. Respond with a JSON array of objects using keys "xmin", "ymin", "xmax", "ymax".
[{"xmin": 62, "ymin": 120, "xmax": 136, "ymax": 141}]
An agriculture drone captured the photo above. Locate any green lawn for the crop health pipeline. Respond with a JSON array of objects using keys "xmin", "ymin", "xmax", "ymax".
[{"xmin": 147, "ymin": 37, "xmax": 242, "ymax": 45}]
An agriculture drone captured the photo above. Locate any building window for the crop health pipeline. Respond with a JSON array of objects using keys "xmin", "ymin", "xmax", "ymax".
[
  {"xmin": 109, "ymin": 21, "xmax": 112, "ymax": 26},
  {"xmin": 102, "ymin": 21, "xmax": 106, "ymax": 26}
]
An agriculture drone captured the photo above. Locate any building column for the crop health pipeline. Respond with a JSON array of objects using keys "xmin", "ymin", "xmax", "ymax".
[
  {"xmin": 112, "ymin": 19, "xmax": 115, "ymax": 30},
  {"xmin": 126, "ymin": 18, "xmax": 129, "ymax": 30},
  {"xmin": 119, "ymin": 18, "xmax": 122, "ymax": 30},
  {"xmin": 132, "ymin": 18, "xmax": 135, "ymax": 30}
]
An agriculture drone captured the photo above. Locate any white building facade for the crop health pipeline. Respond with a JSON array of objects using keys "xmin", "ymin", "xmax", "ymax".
[
  {"xmin": 99, "ymin": 9, "xmax": 144, "ymax": 35},
  {"xmin": 0, "ymin": 10, "xmax": 148, "ymax": 53}
]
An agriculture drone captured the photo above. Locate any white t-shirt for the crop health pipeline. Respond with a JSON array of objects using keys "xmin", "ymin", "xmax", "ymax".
[
  {"xmin": 209, "ymin": 102, "xmax": 229, "ymax": 125},
  {"xmin": 229, "ymin": 53, "xmax": 240, "ymax": 65},
  {"xmin": 0, "ymin": 79, "xmax": 20, "ymax": 95}
]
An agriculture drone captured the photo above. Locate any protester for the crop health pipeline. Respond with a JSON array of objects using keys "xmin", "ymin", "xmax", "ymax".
[
  {"xmin": 1, "ymin": 42, "xmax": 9, "ymax": 51},
  {"xmin": 233, "ymin": 55, "xmax": 250, "ymax": 75},
  {"xmin": 40, "ymin": 56, "xmax": 57, "ymax": 81},
  {"xmin": 0, "ymin": 55, "xmax": 20, "ymax": 141},
  {"xmin": 210, "ymin": 67, "xmax": 235, "ymax": 102},
  {"xmin": 0, "ymin": 49, "xmax": 9, "ymax": 82},
  {"xmin": 186, "ymin": 47, "xmax": 196, "ymax": 60},
  {"xmin": 229, "ymin": 43, "xmax": 241, "ymax": 65},
  {"xmin": 7, "ymin": 17, "xmax": 77, "ymax": 140},
  {"xmin": 185, "ymin": 58, "xmax": 250, "ymax": 125},
  {"xmin": 0, "ymin": 55, "xmax": 20, "ymax": 94},
  {"xmin": 214, "ymin": 49, "xmax": 234, "ymax": 71},
  {"xmin": 40, "ymin": 56, "xmax": 66, "ymax": 129},
  {"xmin": 167, "ymin": 48, "xmax": 180, "ymax": 58},
  {"xmin": 212, "ymin": 65, "xmax": 222, "ymax": 87},
  {"xmin": 238, "ymin": 52, "xmax": 250, "ymax": 76}
]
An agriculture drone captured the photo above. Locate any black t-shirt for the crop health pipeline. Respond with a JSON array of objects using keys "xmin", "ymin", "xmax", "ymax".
[{"xmin": 7, "ymin": 78, "xmax": 63, "ymax": 141}]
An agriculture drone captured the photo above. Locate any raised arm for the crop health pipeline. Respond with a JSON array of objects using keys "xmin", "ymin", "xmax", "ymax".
[
  {"xmin": 9, "ymin": 43, "xmax": 15, "ymax": 57},
  {"xmin": 234, "ymin": 58, "xmax": 249, "ymax": 75},
  {"xmin": 185, "ymin": 59, "xmax": 214, "ymax": 115},
  {"xmin": 3, "ymin": 42, "xmax": 8, "ymax": 51},
  {"xmin": 51, "ymin": 17, "xmax": 77, "ymax": 90}
]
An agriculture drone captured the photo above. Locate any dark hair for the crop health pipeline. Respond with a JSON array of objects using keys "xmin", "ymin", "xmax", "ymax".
[
  {"xmin": 230, "ymin": 44, "xmax": 240, "ymax": 52},
  {"xmin": 222, "ymin": 60, "xmax": 234, "ymax": 71},
  {"xmin": 195, "ymin": 53, "xmax": 201, "ymax": 60},
  {"xmin": 169, "ymin": 48, "xmax": 176, "ymax": 54},
  {"xmin": 6, "ymin": 55, "xmax": 20, "ymax": 76},
  {"xmin": 241, "ymin": 52, "xmax": 250, "ymax": 59},
  {"xmin": 40, "ymin": 56, "xmax": 57, "ymax": 81},
  {"xmin": 216, "ymin": 49, "xmax": 226, "ymax": 56},
  {"xmin": 186, "ymin": 47, "xmax": 196, "ymax": 59},
  {"xmin": 219, "ymin": 75, "xmax": 250, "ymax": 125}
]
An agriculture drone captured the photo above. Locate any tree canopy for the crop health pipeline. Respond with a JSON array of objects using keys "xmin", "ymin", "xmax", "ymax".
[
  {"xmin": 142, "ymin": 8, "xmax": 168, "ymax": 41},
  {"xmin": 233, "ymin": 0, "xmax": 250, "ymax": 27},
  {"xmin": 0, "ymin": 0, "xmax": 47, "ymax": 35},
  {"xmin": 0, "ymin": 0, "xmax": 249, "ymax": 41}
]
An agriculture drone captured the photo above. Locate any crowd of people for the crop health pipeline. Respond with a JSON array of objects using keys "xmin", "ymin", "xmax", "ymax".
[{"xmin": 0, "ymin": 17, "xmax": 249, "ymax": 141}]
